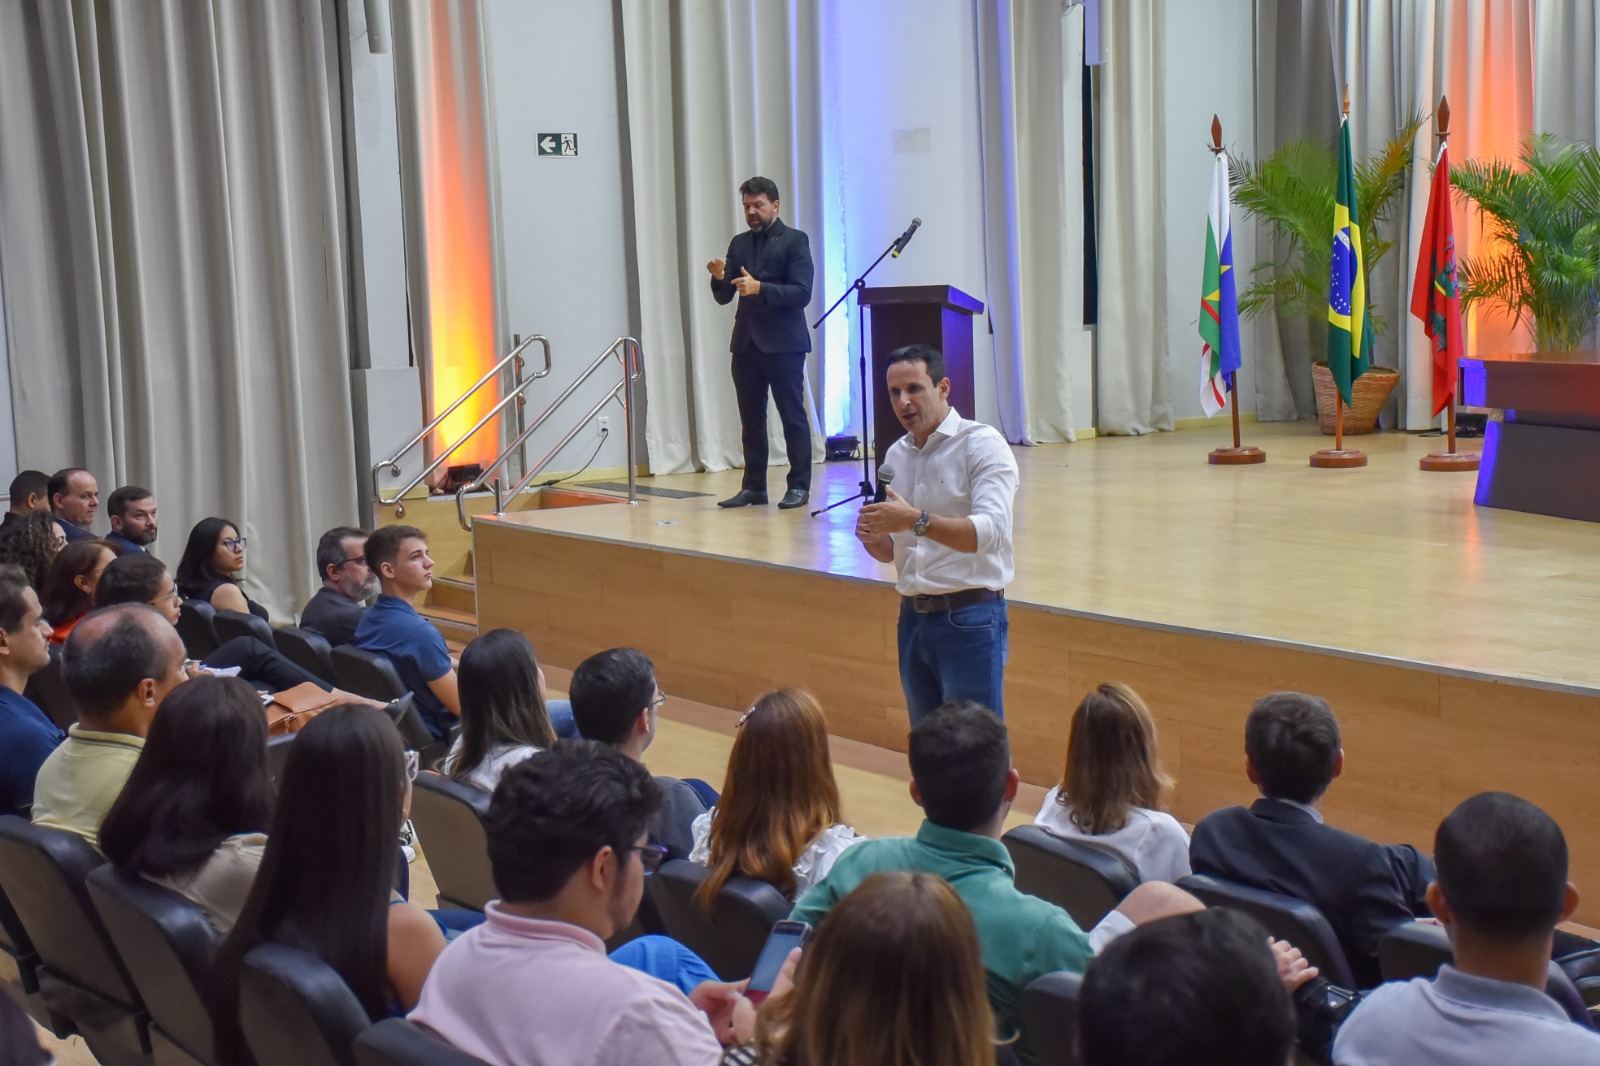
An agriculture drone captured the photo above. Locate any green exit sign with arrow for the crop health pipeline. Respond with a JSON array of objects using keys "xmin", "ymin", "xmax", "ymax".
[{"xmin": 537, "ymin": 133, "xmax": 577, "ymax": 157}]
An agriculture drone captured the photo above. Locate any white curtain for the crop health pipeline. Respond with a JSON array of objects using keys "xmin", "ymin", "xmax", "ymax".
[
  {"xmin": 0, "ymin": 0, "xmax": 359, "ymax": 619},
  {"xmin": 1093, "ymin": 0, "xmax": 1172, "ymax": 434},
  {"xmin": 617, "ymin": 0, "xmax": 827, "ymax": 477},
  {"xmin": 973, "ymin": 0, "xmax": 1078, "ymax": 444}
]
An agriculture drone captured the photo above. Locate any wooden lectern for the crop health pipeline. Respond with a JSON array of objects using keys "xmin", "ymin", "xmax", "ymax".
[{"xmin": 858, "ymin": 285, "xmax": 985, "ymax": 462}]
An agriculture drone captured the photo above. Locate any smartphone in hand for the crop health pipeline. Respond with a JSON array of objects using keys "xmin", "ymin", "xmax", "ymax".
[{"xmin": 745, "ymin": 920, "xmax": 811, "ymax": 1006}]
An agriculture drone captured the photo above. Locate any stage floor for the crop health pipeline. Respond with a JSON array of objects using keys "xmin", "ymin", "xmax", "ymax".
[{"xmin": 495, "ymin": 421, "xmax": 1600, "ymax": 697}]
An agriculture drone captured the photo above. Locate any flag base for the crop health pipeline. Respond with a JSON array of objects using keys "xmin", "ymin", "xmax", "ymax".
[
  {"xmin": 1419, "ymin": 450, "xmax": 1479, "ymax": 472},
  {"xmin": 1309, "ymin": 448, "xmax": 1368, "ymax": 468},
  {"xmin": 1209, "ymin": 446, "xmax": 1266, "ymax": 465}
]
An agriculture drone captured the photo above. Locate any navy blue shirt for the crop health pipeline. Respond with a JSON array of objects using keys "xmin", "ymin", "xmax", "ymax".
[
  {"xmin": 0, "ymin": 686, "xmax": 65, "ymax": 817},
  {"xmin": 103, "ymin": 531, "xmax": 147, "ymax": 554},
  {"xmin": 354, "ymin": 595, "xmax": 453, "ymax": 738}
]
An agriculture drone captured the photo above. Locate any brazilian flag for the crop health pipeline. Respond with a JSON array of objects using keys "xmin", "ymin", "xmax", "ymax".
[{"xmin": 1327, "ymin": 115, "xmax": 1373, "ymax": 406}]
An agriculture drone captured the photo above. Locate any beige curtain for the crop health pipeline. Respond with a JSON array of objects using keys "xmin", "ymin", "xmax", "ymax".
[{"xmin": 0, "ymin": 0, "xmax": 359, "ymax": 619}]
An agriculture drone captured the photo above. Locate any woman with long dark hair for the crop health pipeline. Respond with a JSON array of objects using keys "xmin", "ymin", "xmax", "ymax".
[
  {"xmin": 441, "ymin": 629, "xmax": 558, "ymax": 791},
  {"xmin": 39, "ymin": 538, "xmax": 117, "ymax": 643},
  {"xmin": 213, "ymin": 706, "xmax": 446, "ymax": 1064},
  {"xmin": 99, "ymin": 676, "xmax": 275, "ymax": 932},
  {"xmin": 175, "ymin": 516, "xmax": 267, "ymax": 620},
  {"xmin": 690, "ymin": 689, "xmax": 860, "ymax": 907},
  {"xmin": 0, "ymin": 510, "xmax": 66, "ymax": 590}
]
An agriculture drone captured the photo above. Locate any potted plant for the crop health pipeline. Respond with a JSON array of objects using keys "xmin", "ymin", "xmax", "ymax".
[
  {"xmin": 1451, "ymin": 135, "xmax": 1600, "ymax": 351},
  {"xmin": 1229, "ymin": 115, "xmax": 1426, "ymax": 433}
]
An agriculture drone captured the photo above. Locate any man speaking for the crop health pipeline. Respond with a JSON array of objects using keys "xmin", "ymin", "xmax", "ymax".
[
  {"xmin": 855, "ymin": 345, "xmax": 1019, "ymax": 723},
  {"xmin": 707, "ymin": 176, "xmax": 814, "ymax": 510}
]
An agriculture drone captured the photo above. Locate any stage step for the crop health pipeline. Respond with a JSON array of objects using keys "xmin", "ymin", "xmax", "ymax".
[
  {"xmin": 429, "ymin": 573, "xmax": 477, "ymax": 615},
  {"xmin": 419, "ymin": 603, "xmax": 478, "ymax": 644}
]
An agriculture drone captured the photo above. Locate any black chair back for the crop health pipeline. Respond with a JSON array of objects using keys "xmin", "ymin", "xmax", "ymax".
[
  {"xmin": 238, "ymin": 943, "xmax": 370, "ymax": 1066},
  {"xmin": 213, "ymin": 609, "xmax": 275, "ymax": 649},
  {"xmin": 23, "ymin": 646, "xmax": 80, "ymax": 731},
  {"xmin": 354, "ymin": 1019, "xmax": 493, "ymax": 1066},
  {"xmin": 1002, "ymin": 826, "xmax": 1140, "ymax": 929},
  {"xmin": 1177, "ymin": 874, "xmax": 1357, "ymax": 988},
  {"xmin": 267, "ymin": 734, "xmax": 296, "ymax": 784},
  {"xmin": 1021, "ymin": 970, "xmax": 1083, "ymax": 1066},
  {"xmin": 0, "ymin": 882, "xmax": 73, "ymax": 1037},
  {"xmin": 410, "ymin": 774, "xmax": 495, "ymax": 911},
  {"xmin": 331, "ymin": 646, "xmax": 407, "ymax": 703},
  {"xmin": 86, "ymin": 866, "xmax": 220, "ymax": 1066},
  {"xmin": 1379, "ymin": 920, "xmax": 1595, "ymax": 1029},
  {"xmin": 176, "ymin": 600, "xmax": 219, "ymax": 659},
  {"xmin": 0, "ymin": 816, "xmax": 150, "ymax": 1066},
  {"xmin": 274, "ymin": 626, "xmax": 336, "ymax": 684},
  {"xmin": 646, "ymin": 860, "xmax": 792, "ymax": 980}
]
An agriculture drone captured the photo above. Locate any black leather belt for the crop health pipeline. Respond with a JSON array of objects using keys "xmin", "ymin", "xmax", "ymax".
[{"xmin": 904, "ymin": 588, "xmax": 1005, "ymax": 613}]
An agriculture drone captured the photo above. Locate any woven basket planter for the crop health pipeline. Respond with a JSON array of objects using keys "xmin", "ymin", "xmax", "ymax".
[{"xmin": 1312, "ymin": 362, "xmax": 1400, "ymax": 435}]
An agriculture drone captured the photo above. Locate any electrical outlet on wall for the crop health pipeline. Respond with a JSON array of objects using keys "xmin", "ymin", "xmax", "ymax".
[{"xmin": 597, "ymin": 416, "xmax": 610, "ymax": 437}]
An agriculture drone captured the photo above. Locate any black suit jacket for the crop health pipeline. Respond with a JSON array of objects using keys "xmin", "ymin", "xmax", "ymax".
[
  {"xmin": 1189, "ymin": 797, "xmax": 1434, "ymax": 988},
  {"xmin": 710, "ymin": 217, "xmax": 814, "ymax": 354}
]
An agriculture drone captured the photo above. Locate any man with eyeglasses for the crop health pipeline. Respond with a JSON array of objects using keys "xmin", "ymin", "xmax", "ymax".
[{"xmin": 299, "ymin": 526, "xmax": 376, "ymax": 646}]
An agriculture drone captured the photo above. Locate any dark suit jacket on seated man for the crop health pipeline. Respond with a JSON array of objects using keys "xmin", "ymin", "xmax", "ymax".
[{"xmin": 1188, "ymin": 691, "xmax": 1432, "ymax": 988}]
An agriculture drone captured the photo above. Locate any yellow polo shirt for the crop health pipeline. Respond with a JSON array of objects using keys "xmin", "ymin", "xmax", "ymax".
[{"xmin": 30, "ymin": 726, "xmax": 144, "ymax": 849}]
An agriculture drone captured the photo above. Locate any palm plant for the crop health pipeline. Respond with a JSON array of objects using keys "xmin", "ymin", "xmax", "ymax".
[{"xmin": 1451, "ymin": 136, "xmax": 1600, "ymax": 351}]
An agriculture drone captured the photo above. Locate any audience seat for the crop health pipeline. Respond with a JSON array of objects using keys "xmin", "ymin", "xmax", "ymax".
[
  {"xmin": 0, "ymin": 816, "xmax": 151, "ymax": 1066},
  {"xmin": 176, "ymin": 600, "xmax": 220, "ymax": 659},
  {"xmin": 409, "ymin": 774, "xmax": 496, "ymax": 912},
  {"xmin": 354, "ymin": 1019, "xmax": 493, "ymax": 1066},
  {"xmin": 0, "ymin": 883, "xmax": 73, "ymax": 1038},
  {"xmin": 274, "ymin": 626, "xmax": 337, "ymax": 684},
  {"xmin": 238, "ymin": 943, "xmax": 371, "ymax": 1066},
  {"xmin": 213, "ymin": 608, "xmax": 276, "ymax": 649},
  {"xmin": 647, "ymin": 860, "xmax": 791, "ymax": 980},
  {"xmin": 331, "ymin": 646, "xmax": 407, "ymax": 703},
  {"xmin": 1176, "ymin": 873, "xmax": 1358, "ymax": 989},
  {"xmin": 267, "ymin": 734, "xmax": 296, "ymax": 783},
  {"xmin": 86, "ymin": 866, "xmax": 220, "ymax": 1066},
  {"xmin": 23, "ymin": 646, "xmax": 80, "ymax": 732},
  {"xmin": 1001, "ymin": 826, "xmax": 1139, "ymax": 929},
  {"xmin": 1021, "ymin": 970, "xmax": 1083, "ymax": 1066},
  {"xmin": 1378, "ymin": 920, "xmax": 1596, "ymax": 1028}
]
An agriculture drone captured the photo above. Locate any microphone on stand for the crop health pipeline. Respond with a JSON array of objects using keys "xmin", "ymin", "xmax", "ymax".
[
  {"xmin": 890, "ymin": 218, "xmax": 922, "ymax": 258},
  {"xmin": 874, "ymin": 464, "xmax": 896, "ymax": 503}
]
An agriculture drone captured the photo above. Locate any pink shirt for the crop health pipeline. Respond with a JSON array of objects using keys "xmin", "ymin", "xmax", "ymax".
[{"xmin": 409, "ymin": 904, "xmax": 723, "ymax": 1066}]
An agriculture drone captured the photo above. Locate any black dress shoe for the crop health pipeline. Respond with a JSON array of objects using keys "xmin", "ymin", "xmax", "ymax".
[
  {"xmin": 777, "ymin": 488, "xmax": 810, "ymax": 509},
  {"xmin": 717, "ymin": 489, "xmax": 768, "ymax": 508}
]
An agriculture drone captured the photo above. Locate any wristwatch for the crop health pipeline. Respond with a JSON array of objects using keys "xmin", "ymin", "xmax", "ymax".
[{"xmin": 912, "ymin": 510, "xmax": 931, "ymax": 537}]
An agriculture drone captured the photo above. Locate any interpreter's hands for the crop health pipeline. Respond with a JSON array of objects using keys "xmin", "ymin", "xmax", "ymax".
[
  {"xmin": 731, "ymin": 267, "xmax": 762, "ymax": 296},
  {"xmin": 690, "ymin": 979, "xmax": 751, "ymax": 1045},
  {"xmin": 858, "ymin": 487, "xmax": 920, "ymax": 537},
  {"xmin": 707, "ymin": 257, "xmax": 726, "ymax": 281},
  {"xmin": 1269, "ymin": 937, "xmax": 1320, "ymax": 993}
]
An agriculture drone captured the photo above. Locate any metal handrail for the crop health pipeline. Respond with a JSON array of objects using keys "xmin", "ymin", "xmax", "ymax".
[
  {"xmin": 371, "ymin": 335, "xmax": 552, "ymax": 516},
  {"xmin": 456, "ymin": 337, "xmax": 642, "ymax": 529}
]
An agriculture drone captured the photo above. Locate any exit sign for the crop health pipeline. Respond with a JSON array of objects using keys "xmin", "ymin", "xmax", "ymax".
[{"xmin": 537, "ymin": 133, "xmax": 577, "ymax": 157}]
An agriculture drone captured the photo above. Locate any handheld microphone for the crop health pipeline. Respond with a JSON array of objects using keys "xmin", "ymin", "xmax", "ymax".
[
  {"xmin": 874, "ymin": 464, "xmax": 896, "ymax": 503},
  {"xmin": 890, "ymin": 218, "xmax": 922, "ymax": 258}
]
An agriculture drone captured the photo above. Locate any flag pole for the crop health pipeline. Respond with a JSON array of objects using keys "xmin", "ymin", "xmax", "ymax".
[
  {"xmin": 1208, "ymin": 114, "xmax": 1265, "ymax": 465},
  {"xmin": 1419, "ymin": 95, "xmax": 1480, "ymax": 472},
  {"xmin": 1312, "ymin": 87, "xmax": 1368, "ymax": 469}
]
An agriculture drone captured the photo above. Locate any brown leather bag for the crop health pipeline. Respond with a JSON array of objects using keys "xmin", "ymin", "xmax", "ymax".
[{"xmin": 265, "ymin": 682, "xmax": 341, "ymax": 736}]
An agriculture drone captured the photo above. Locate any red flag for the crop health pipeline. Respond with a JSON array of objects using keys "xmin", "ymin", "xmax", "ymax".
[{"xmin": 1411, "ymin": 146, "xmax": 1464, "ymax": 416}]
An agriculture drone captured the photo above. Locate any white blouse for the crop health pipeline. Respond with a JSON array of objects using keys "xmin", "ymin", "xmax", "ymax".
[
  {"xmin": 440, "ymin": 738, "xmax": 541, "ymax": 793},
  {"xmin": 688, "ymin": 811, "xmax": 863, "ymax": 900},
  {"xmin": 1033, "ymin": 786, "xmax": 1191, "ymax": 884}
]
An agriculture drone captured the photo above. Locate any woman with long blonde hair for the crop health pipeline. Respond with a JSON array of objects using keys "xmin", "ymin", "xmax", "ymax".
[
  {"xmin": 1034, "ymin": 682, "xmax": 1190, "ymax": 882},
  {"xmin": 690, "ymin": 689, "xmax": 861, "ymax": 907}
]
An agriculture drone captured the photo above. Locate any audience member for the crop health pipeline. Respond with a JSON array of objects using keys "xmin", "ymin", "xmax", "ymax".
[
  {"xmin": 3, "ymin": 469, "xmax": 51, "ymax": 529},
  {"xmin": 1331, "ymin": 792, "xmax": 1600, "ymax": 1065},
  {"xmin": 39, "ymin": 538, "xmax": 116, "ymax": 644},
  {"xmin": 31, "ymin": 604, "xmax": 187, "ymax": 847},
  {"xmin": 411, "ymin": 740, "xmax": 752, "ymax": 1065},
  {"xmin": 299, "ymin": 526, "xmax": 375, "ymax": 645},
  {"xmin": 104, "ymin": 485, "xmax": 158, "ymax": 555},
  {"xmin": 48, "ymin": 467, "xmax": 99, "ymax": 541},
  {"xmin": 569, "ymin": 647, "xmax": 708, "ymax": 860},
  {"xmin": 747, "ymin": 871, "xmax": 1000, "ymax": 1066},
  {"xmin": 1077, "ymin": 908, "xmax": 1297, "ymax": 1066},
  {"xmin": 1034, "ymin": 682, "xmax": 1189, "ymax": 882},
  {"xmin": 354, "ymin": 525, "xmax": 459, "ymax": 740},
  {"xmin": 98, "ymin": 676, "xmax": 272, "ymax": 933},
  {"xmin": 441, "ymin": 629, "xmax": 569, "ymax": 792},
  {"xmin": 0, "ymin": 986, "xmax": 49, "ymax": 1066},
  {"xmin": 0, "ymin": 566, "xmax": 62, "ymax": 818},
  {"xmin": 0, "ymin": 510, "xmax": 66, "ymax": 589},
  {"xmin": 214, "ymin": 705, "xmax": 447, "ymax": 1066},
  {"xmin": 690, "ymin": 688, "xmax": 861, "ymax": 905},
  {"xmin": 176, "ymin": 516, "xmax": 266, "ymax": 620},
  {"xmin": 791, "ymin": 700, "xmax": 1201, "ymax": 1064},
  {"xmin": 1189, "ymin": 692, "xmax": 1433, "ymax": 987}
]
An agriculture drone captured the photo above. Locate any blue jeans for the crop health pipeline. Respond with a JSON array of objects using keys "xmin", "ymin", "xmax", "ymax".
[
  {"xmin": 609, "ymin": 935, "xmax": 719, "ymax": 994},
  {"xmin": 548, "ymin": 698, "xmax": 578, "ymax": 739},
  {"xmin": 898, "ymin": 597, "xmax": 1008, "ymax": 725}
]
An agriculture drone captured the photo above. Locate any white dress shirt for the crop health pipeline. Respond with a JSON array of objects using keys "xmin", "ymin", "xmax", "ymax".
[{"xmin": 883, "ymin": 407, "xmax": 1019, "ymax": 596}]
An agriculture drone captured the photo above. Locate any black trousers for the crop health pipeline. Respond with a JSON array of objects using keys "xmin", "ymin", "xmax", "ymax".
[
  {"xmin": 731, "ymin": 347, "xmax": 810, "ymax": 493},
  {"xmin": 205, "ymin": 637, "xmax": 332, "ymax": 692}
]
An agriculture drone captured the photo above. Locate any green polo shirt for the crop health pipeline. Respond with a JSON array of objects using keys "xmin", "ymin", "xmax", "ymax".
[
  {"xmin": 791, "ymin": 820, "xmax": 1092, "ymax": 1063},
  {"xmin": 30, "ymin": 726, "xmax": 145, "ymax": 850}
]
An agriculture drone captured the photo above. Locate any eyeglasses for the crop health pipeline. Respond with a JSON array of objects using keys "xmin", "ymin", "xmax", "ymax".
[
  {"xmin": 221, "ymin": 537, "xmax": 247, "ymax": 551},
  {"xmin": 621, "ymin": 842, "xmax": 670, "ymax": 873},
  {"xmin": 649, "ymin": 690, "xmax": 669, "ymax": 710},
  {"xmin": 337, "ymin": 555, "xmax": 367, "ymax": 567}
]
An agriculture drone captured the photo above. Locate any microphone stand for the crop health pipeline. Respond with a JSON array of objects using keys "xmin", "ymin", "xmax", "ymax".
[{"xmin": 809, "ymin": 230, "xmax": 906, "ymax": 518}]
